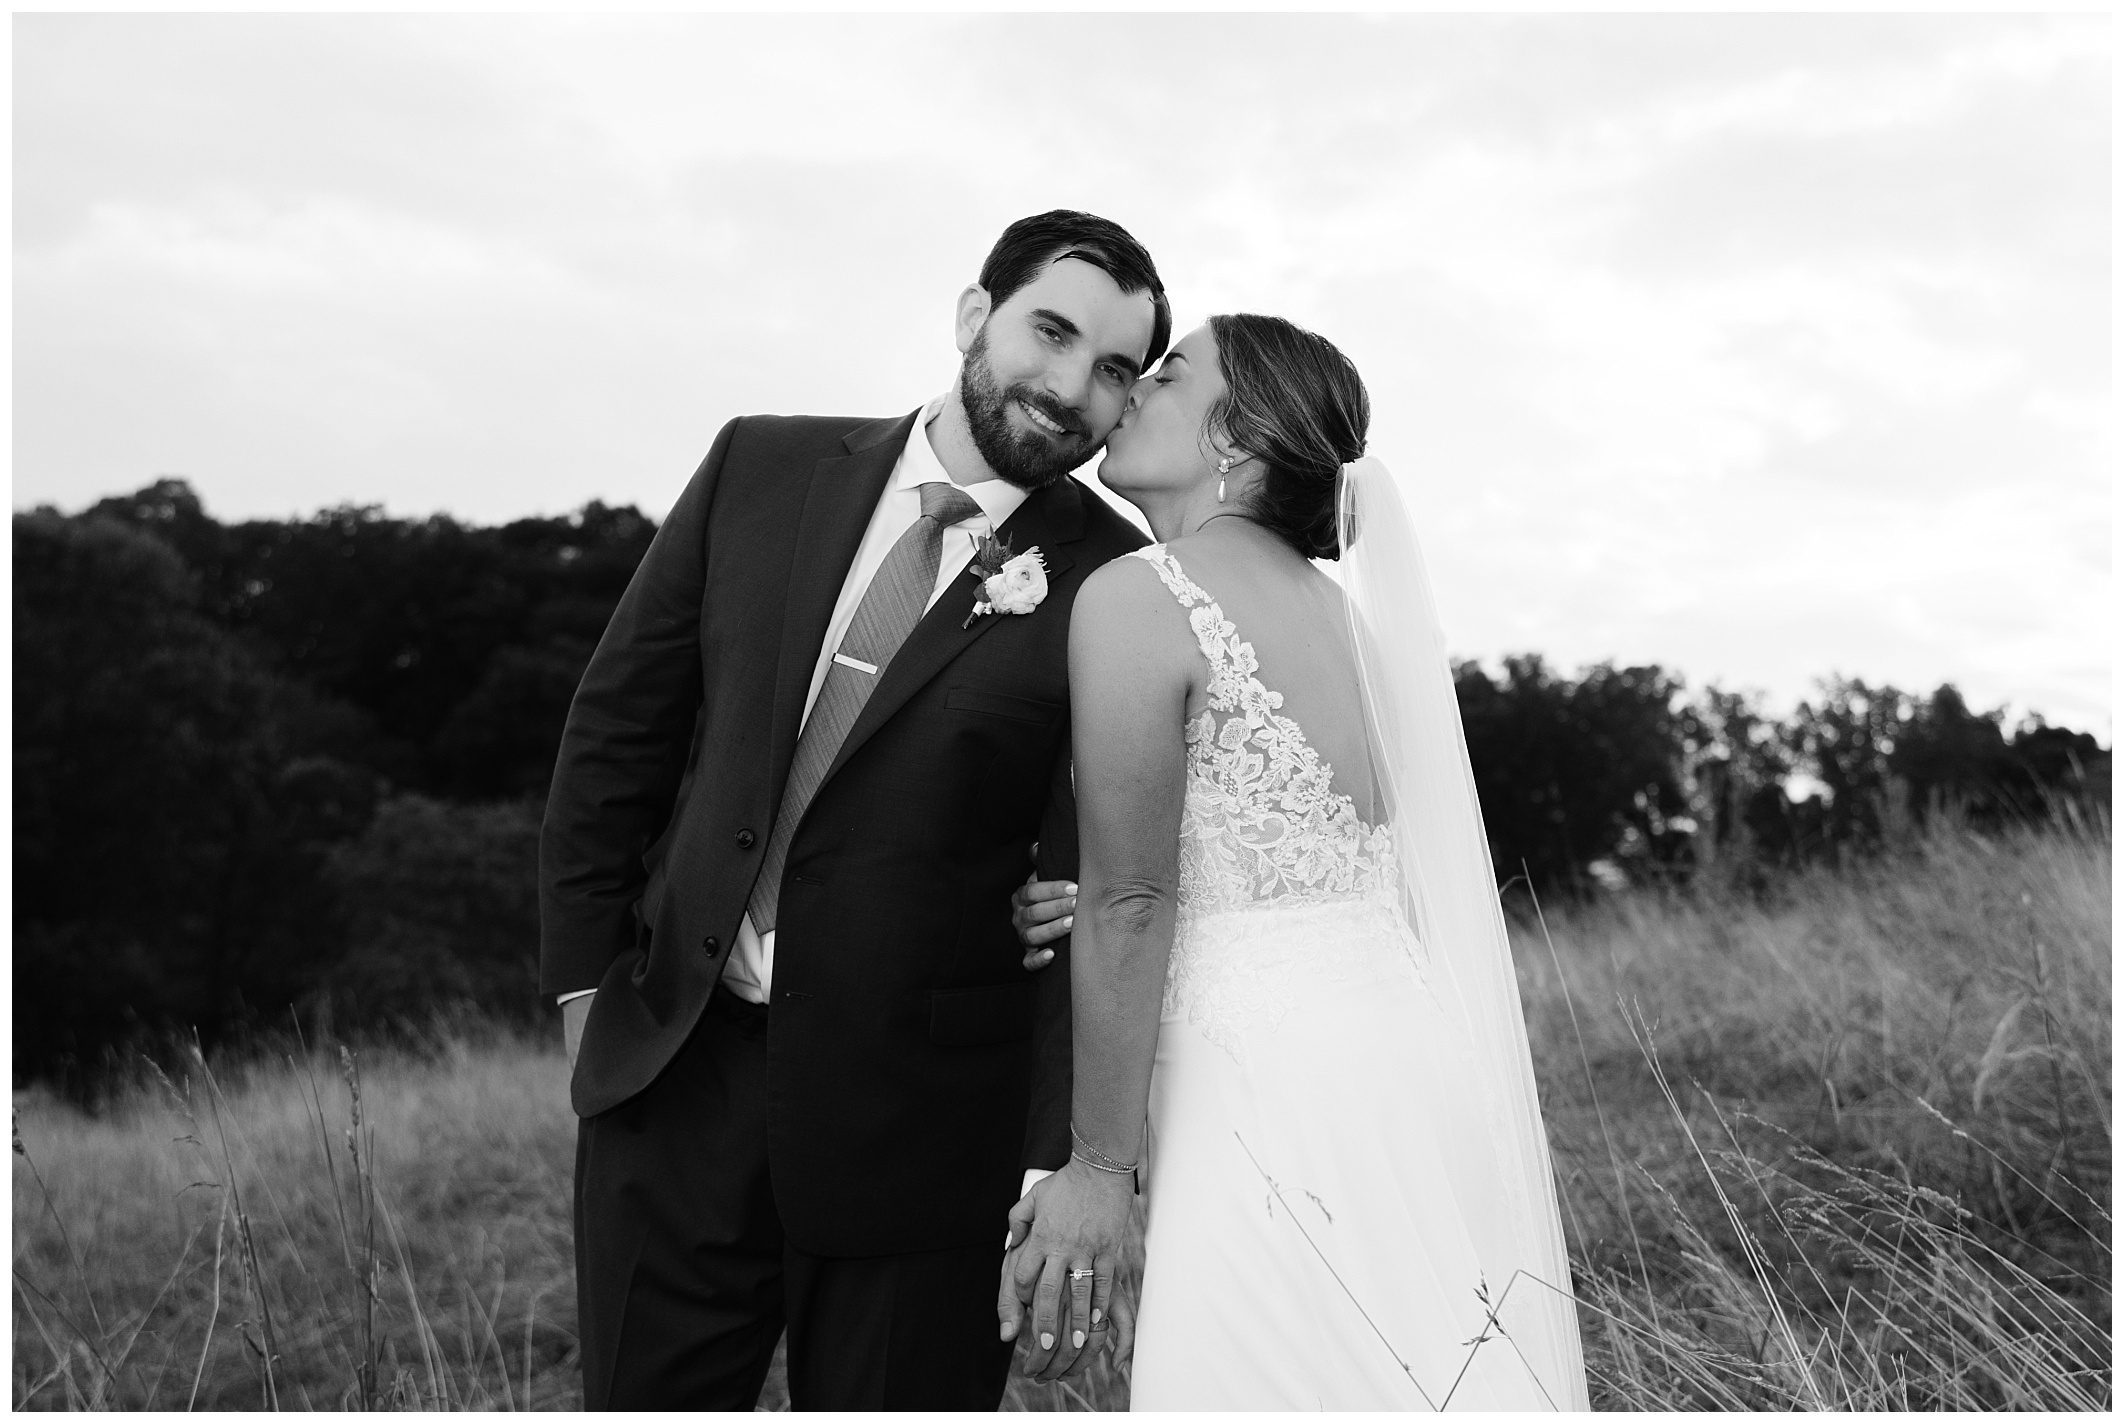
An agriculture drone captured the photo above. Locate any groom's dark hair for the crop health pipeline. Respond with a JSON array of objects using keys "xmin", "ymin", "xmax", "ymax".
[{"xmin": 979, "ymin": 211, "xmax": 1172, "ymax": 368}]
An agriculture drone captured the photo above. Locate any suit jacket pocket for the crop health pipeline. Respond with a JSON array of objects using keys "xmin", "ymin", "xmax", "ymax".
[
  {"xmin": 928, "ymin": 981, "xmax": 1038, "ymax": 1047},
  {"xmin": 945, "ymin": 687, "xmax": 1062, "ymax": 726}
]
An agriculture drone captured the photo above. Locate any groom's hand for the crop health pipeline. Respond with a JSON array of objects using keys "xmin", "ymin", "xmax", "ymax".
[
  {"xmin": 1012, "ymin": 873, "xmax": 1077, "ymax": 971},
  {"xmin": 561, "ymin": 993, "xmax": 592, "ymax": 1068}
]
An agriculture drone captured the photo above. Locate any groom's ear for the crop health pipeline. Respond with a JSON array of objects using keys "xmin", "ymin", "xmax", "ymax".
[{"xmin": 953, "ymin": 284, "xmax": 992, "ymax": 355}]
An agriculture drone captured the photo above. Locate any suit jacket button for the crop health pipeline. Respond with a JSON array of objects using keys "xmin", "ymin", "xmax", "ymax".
[
  {"xmin": 735, "ymin": 828, "xmax": 756, "ymax": 849},
  {"xmin": 701, "ymin": 936, "xmax": 718, "ymax": 954}
]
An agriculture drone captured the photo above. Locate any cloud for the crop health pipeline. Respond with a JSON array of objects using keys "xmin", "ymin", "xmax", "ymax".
[{"xmin": 10, "ymin": 14, "xmax": 2108, "ymax": 733}]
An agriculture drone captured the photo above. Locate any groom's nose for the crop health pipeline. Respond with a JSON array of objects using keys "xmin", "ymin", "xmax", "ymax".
[{"xmin": 1040, "ymin": 354, "xmax": 1094, "ymax": 414}]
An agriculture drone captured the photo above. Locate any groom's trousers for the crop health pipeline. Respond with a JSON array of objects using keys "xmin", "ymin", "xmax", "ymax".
[{"xmin": 573, "ymin": 987, "xmax": 1017, "ymax": 1410}]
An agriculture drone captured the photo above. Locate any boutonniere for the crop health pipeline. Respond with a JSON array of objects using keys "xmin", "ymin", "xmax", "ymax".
[{"xmin": 961, "ymin": 531, "xmax": 1049, "ymax": 629}]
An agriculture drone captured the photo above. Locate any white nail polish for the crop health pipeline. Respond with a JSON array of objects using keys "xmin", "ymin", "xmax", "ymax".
[
  {"xmin": 1040, "ymin": 1332, "xmax": 1055, "ymax": 1350},
  {"xmin": 1073, "ymin": 1330, "xmax": 1086, "ymax": 1347}
]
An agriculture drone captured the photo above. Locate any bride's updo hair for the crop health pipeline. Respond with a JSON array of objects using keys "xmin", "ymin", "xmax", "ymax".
[{"xmin": 1206, "ymin": 314, "xmax": 1371, "ymax": 560}]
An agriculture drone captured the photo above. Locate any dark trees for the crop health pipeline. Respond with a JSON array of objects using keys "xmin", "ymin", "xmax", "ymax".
[
  {"xmin": 13, "ymin": 511, "xmax": 356, "ymax": 1073},
  {"xmin": 1455, "ymin": 655, "xmax": 1694, "ymax": 893},
  {"xmin": 13, "ymin": 486, "xmax": 653, "ymax": 1082}
]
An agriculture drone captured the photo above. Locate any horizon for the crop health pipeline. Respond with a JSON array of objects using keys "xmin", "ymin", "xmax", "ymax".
[{"xmin": 36, "ymin": 466, "xmax": 2110, "ymax": 750}]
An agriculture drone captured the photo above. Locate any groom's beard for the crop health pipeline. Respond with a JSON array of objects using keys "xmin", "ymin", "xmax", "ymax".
[{"xmin": 959, "ymin": 329, "xmax": 1098, "ymax": 491}]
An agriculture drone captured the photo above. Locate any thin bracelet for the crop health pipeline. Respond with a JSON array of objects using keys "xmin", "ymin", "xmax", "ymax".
[
  {"xmin": 1070, "ymin": 1148, "xmax": 1139, "ymax": 1174},
  {"xmin": 1070, "ymin": 1122, "xmax": 1138, "ymax": 1167},
  {"xmin": 1070, "ymin": 1122, "xmax": 1134, "ymax": 1165},
  {"xmin": 1070, "ymin": 1123, "xmax": 1140, "ymax": 1172}
]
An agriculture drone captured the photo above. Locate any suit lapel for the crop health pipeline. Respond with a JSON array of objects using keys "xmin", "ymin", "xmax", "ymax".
[
  {"xmin": 768, "ymin": 412, "xmax": 918, "ymax": 784},
  {"xmin": 820, "ymin": 473, "xmax": 1088, "ymax": 788}
]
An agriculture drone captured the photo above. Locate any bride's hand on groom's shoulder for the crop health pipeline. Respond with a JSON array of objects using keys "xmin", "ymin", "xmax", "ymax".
[{"xmin": 996, "ymin": 1163, "xmax": 1133, "ymax": 1383}]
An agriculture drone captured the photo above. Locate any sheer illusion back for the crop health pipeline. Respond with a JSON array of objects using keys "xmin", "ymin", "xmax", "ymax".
[
  {"xmin": 1129, "ymin": 544, "xmax": 1396, "ymax": 913},
  {"xmin": 1127, "ymin": 545, "xmax": 1419, "ymax": 1055}
]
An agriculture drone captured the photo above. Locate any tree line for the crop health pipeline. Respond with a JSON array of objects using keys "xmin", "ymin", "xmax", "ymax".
[{"xmin": 13, "ymin": 480, "xmax": 2108, "ymax": 1086}]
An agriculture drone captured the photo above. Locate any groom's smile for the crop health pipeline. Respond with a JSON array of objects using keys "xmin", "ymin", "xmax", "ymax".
[{"xmin": 1015, "ymin": 395, "xmax": 1082, "ymax": 441}]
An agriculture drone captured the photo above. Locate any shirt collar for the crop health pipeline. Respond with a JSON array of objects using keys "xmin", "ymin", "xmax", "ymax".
[{"xmin": 898, "ymin": 393, "xmax": 1032, "ymax": 530}]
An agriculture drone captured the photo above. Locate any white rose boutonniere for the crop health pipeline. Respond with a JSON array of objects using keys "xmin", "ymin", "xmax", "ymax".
[{"xmin": 961, "ymin": 533, "xmax": 1049, "ymax": 629}]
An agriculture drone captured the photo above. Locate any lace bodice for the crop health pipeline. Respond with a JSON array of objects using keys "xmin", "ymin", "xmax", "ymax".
[{"xmin": 1128, "ymin": 546, "xmax": 1418, "ymax": 1053}]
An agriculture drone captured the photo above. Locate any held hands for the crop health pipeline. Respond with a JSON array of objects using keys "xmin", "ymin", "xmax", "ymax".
[{"xmin": 996, "ymin": 1160, "xmax": 1137, "ymax": 1383}]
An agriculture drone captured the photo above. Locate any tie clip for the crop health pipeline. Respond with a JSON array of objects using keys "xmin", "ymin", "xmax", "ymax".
[{"xmin": 833, "ymin": 653, "xmax": 879, "ymax": 676}]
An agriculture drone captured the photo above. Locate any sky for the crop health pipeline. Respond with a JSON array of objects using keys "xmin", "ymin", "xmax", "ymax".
[{"xmin": 12, "ymin": 13, "xmax": 2112, "ymax": 737}]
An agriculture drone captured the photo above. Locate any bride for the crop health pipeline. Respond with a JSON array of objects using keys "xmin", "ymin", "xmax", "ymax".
[{"xmin": 998, "ymin": 314, "xmax": 1589, "ymax": 1410}]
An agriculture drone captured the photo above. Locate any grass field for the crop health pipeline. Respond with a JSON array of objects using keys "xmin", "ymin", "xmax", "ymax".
[{"xmin": 13, "ymin": 819, "xmax": 2110, "ymax": 1410}]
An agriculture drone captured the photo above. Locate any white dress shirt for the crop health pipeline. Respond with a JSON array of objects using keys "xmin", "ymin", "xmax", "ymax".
[{"xmin": 558, "ymin": 396, "xmax": 1029, "ymax": 1007}]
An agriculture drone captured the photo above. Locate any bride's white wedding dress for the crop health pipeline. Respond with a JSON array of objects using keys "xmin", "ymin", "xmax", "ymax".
[{"xmin": 1123, "ymin": 545, "xmax": 1587, "ymax": 1411}]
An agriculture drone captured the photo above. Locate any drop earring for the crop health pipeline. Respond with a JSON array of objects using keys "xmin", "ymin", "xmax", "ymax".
[{"xmin": 1216, "ymin": 456, "xmax": 1233, "ymax": 503}]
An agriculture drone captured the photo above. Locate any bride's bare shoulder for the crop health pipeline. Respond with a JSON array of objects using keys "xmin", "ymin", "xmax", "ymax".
[
  {"xmin": 1070, "ymin": 550, "xmax": 1194, "ymax": 663},
  {"xmin": 1076, "ymin": 546, "xmax": 1175, "ymax": 612}
]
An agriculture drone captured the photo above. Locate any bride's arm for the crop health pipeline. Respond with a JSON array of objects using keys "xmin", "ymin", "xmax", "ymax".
[
  {"xmin": 1066, "ymin": 559, "xmax": 1192, "ymax": 1188},
  {"xmin": 1001, "ymin": 558, "xmax": 1192, "ymax": 1380}
]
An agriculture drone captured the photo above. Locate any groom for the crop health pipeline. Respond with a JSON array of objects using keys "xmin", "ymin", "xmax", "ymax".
[{"xmin": 539, "ymin": 211, "xmax": 1166, "ymax": 1410}]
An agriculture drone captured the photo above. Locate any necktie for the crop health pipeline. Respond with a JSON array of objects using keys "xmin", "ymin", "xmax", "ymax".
[{"xmin": 747, "ymin": 480, "xmax": 986, "ymax": 933}]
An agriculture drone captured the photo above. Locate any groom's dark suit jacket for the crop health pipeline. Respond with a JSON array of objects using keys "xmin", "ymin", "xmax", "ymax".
[{"xmin": 540, "ymin": 410, "xmax": 1146, "ymax": 1260}]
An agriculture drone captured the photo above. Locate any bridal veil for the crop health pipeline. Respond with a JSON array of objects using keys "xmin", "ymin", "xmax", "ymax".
[{"xmin": 1337, "ymin": 456, "xmax": 1590, "ymax": 1408}]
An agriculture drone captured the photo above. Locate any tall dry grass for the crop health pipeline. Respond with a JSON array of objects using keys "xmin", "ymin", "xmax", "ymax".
[
  {"xmin": 13, "ymin": 818, "xmax": 2109, "ymax": 1410},
  {"xmin": 1525, "ymin": 813, "xmax": 2110, "ymax": 1408},
  {"xmin": 13, "ymin": 1024, "xmax": 580, "ymax": 1409}
]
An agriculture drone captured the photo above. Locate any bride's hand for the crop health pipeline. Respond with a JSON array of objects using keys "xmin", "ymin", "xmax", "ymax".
[
  {"xmin": 997, "ymin": 1161, "xmax": 1134, "ymax": 1382},
  {"xmin": 1011, "ymin": 870, "xmax": 1077, "ymax": 971}
]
